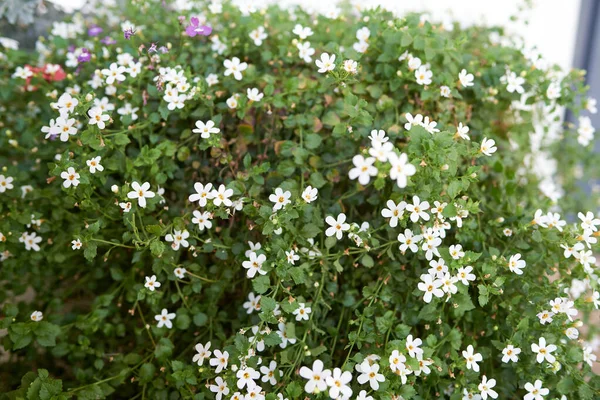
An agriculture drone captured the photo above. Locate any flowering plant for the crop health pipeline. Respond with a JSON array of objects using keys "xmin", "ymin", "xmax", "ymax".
[{"xmin": 0, "ymin": 1, "xmax": 599, "ymax": 399}]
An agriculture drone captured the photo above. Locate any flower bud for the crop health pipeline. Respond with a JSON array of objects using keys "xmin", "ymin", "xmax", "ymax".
[{"xmin": 111, "ymin": 185, "xmax": 119, "ymax": 193}]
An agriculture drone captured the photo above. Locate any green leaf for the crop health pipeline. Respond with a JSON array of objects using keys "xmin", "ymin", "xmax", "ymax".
[{"xmin": 252, "ymin": 275, "xmax": 270, "ymax": 294}]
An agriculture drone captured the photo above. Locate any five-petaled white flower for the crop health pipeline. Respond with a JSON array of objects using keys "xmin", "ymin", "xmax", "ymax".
[
  {"xmin": 405, "ymin": 334, "xmax": 423, "ymax": 359},
  {"xmin": 480, "ymin": 137, "xmax": 497, "ymax": 156},
  {"xmin": 415, "ymin": 66, "xmax": 432, "ymax": 85},
  {"xmin": 192, "ymin": 120, "xmax": 220, "ymax": 139},
  {"xmin": 243, "ymin": 251, "xmax": 267, "ymax": 278},
  {"xmin": 301, "ymin": 186, "xmax": 318, "ymax": 203},
  {"xmin": 209, "ymin": 377, "xmax": 229, "ymax": 400},
  {"xmin": 348, "ymin": 155, "xmax": 378, "ymax": 185},
  {"xmin": 127, "ymin": 181, "xmax": 155, "ymax": 208},
  {"xmin": 155, "ymin": 308, "xmax": 176, "ymax": 329},
  {"xmin": 418, "ymin": 274, "xmax": 444, "ymax": 303},
  {"xmin": 212, "ymin": 184, "xmax": 233, "ymax": 207},
  {"xmin": 315, "ymin": 53, "xmax": 336, "ymax": 73},
  {"xmin": 388, "ymin": 152, "xmax": 416, "ymax": 188},
  {"xmin": 165, "ymin": 229, "xmax": 190, "ymax": 251},
  {"xmin": 88, "ymin": 106, "xmax": 110, "ymax": 129},
  {"xmin": 293, "ymin": 302, "xmax": 311, "ymax": 321},
  {"xmin": 325, "ymin": 213, "xmax": 350, "ymax": 240},
  {"xmin": 223, "ymin": 57, "xmax": 248, "ymax": 81},
  {"xmin": 325, "ymin": 367, "xmax": 353, "ymax": 399},
  {"xmin": 406, "ymin": 196, "xmax": 430, "ymax": 222},
  {"xmin": 531, "ymin": 337, "xmax": 557, "ymax": 364},
  {"xmin": 269, "ymin": 187, "xmax": 292, "ymax": 211},
  {"xmin": 71, "ymin": 238, "xmax": 83, "ymax": 250},
  {"xmin": 30, "ymin": 311, "xmax": 43, "ymax": 322},
  {"xmin": 192, "ymin": 210, "xmax": 212, "ymax": 231},
  {"xmin": 462, "ymin": 344, "xmax": 483, "ymax": 372},
  {"xmin": 478, "ymin": 375, "xmax": 498, "ymax": 399},
  {"xmin": 189, "ymin": 182, "xmax": 214, "ymax": 206},
  {"xmin": 247, "ymin": 87, "xmax": 264, "ymax": 102},
  {"xmin": 286, "ymin": 250, "xmax": 299, "ymax": 265},
  {"xmin": 356, "ymin": 360, "xmax": 385, "ymax": 390},
  {"xmin": 0, "ymin": 175, "xmax": 14, "ymax": 193},
  {"xmin": 459, "ymin": 69, "xmax": 474, "ymax": 87},
  {"xmin": 299, "ymin": 360, "xmax": 330, "ymax": 394},
  {"xmin": 61, "ymin": 167, "xmax": 80, "ymax": 188},
  {"xmin": 508, "ymin": 253, "xmax": 526, "ymax": 275},
  {"xmin": 193, "ymin": 341, "xmax": 212, "ymax": 366},
  {"xmin": 381, "ymin": 200, "xmax": 406, "ymax": 228},
  {"xmin": 210, "ymin": 349, "xmax": 229, "ymax": 373},
  {"xmin": 144, "ymin": 275, "xmax": 161, "ymax": 291},
  {"xmin": 102, "ymin": 63, "xmax": 127, "ymax": 85},
  {"xmin": 86, "ymin": 156, "xmax": 104, "ymax": 174},
  {"xmin": 501, "ymin": 344, "xmax": 521, "ymax": 363},
  {"xmin": 524, "ymin": 380, "xmax": 549, "ymax": 400}
]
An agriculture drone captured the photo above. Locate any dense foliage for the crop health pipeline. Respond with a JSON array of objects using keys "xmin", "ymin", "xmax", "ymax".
[{"xmin": 0, "ymin": 1, "xmax": 599, "ymax": 399}]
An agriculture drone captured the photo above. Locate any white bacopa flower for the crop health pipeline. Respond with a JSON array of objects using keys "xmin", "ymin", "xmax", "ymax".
[
  {"xmin": 192, "ymin": 210, "xmax": 212, "ymax": 231},
  {"xmin": 173, "ymin": 267, "xmax": 187, "ymax": 279},
  {"xmin": 210, "ymin": 349, "xmax": 229, "ymax": 373},
  {"xmin": 405, "ymin": 334, "xmax": 423, "ymax": 359},
  {"xmin": 189, "ymin": 182, "xmax": 214, "ymax": 207},
  {"xmin": 508, "ymin": 253, "xmax": 526, "ymax": 275},
  {"xmin": 353, "ymin": 41, "xmax": 369, "ymax": 53},
  {"xmin": 480, "ymin": 137, "xmax": 497, "ymax": 156},
  {"xmin": 23, "ymin": 232, "xmax": 42, "ymax": 251},
  {"xmin": 119, "ymin": 202, "xmax": 132, "ymax": 212},
  {"xmin": 583, "ymin": 346, "xmax": 597, "ymax": 367},
  {"xmin": 407, "ymin": 56, "xmax": 421, "ymax": 70},
  {"xmin": 30, "ymin": 311, "xmax": 43, "ymax": 321},
  {"xmin": 348, "ymin": 155, "xmax": 377, "ymax": 185},
  {"xmin": 293, "ymin": 303, "xmax": 311, "ymax": 321},
  {"xmin": 505, "ymin": 71, "xmax": 525, "ymax": 94},
  {"xmin": 61, "ymin": 167, "xmax": 80, "ymax": 188},
  {"xmin": 388, "ymin": 349, "xmax": 407, "ymax": 373},
  {"xmin": 192, "ymin": 120, "xmax": 220, "ymax": 139},
  {"xmin": 325, "ymin": 367, "xmax": 352, "ymax": 399},
  {"xmin": 356, "ymin": 360, "xmax": 384, "ymax": 390},
  {"xmin": 226, "ymin": 95, "xmax": 238, "ymax": 109},
  {"xmin": 388, "ymin": 152, "xmax": 416, "ymax": 188},
  {"xmin": 440, "ymin": 85, "xmax": 451, "ymax": 98},
  {"xmin": 381, "ymin": 200, "xmax": 406, "ymax": 227},
  {"xmin": 301, "ymin": 186, "xmax": 318, "ymax": 203},
  {"xmin": 0, "ymin": 175, "xmax": 14, "ymax": 193},
  {"xmin": 247, "ymin": 87, "xmax": 264, "ymax": 102},
  {"xmin": 236, "ymin": 367, "xmax": 260, "ymax": 389},
  {"xmin": 127, "ymin": 181, "xmax": 155, "ymax": 208},
  {"xmin": 455, "ymin": 122, "xmax": 470, "ymax": 140},
  {"xmin": 428, "ymin": 258, "xmax": 448, "ymax": 278},
  {"xmin": 356, "ymin": 390, "xmax": 374, "ymax": 400},
  {"xmin": 155, "ymin": 308, "xmax": 176, "ymax": 329},
  {"xmin": 406, "ymin": 196, "xmax": 430, "ymax": 222},
  {"xmin": 242, "ymin": 292, "xmax": 261, "ymax": 314},
  {"xmin": 315, "ymin": 53, "xmax": 336, "ymax": 73},
  {"xmin": 101, "ymin": 63, "xmax": 127, "ymax": 85},
  {"xmin": 578, "ymin": 211, "xmax": 600, "ymax": 232},
  {"xmin": 285, "ymin": 249, "xmax": 299, "ymax": 265},
  {"xmin": 249, "ymin": 26, "xmax": 268, "ymax": 46},
  {"xmin": 88, "ymin": 106, "xmax": 110, "ymax": 130},
  {"xmin": 211, "ymin": 184, "xmax": 233, "ymax": 207},
  {"xmin": 418, "ymin": 273, "xmax": 444, "ymax": 303},
  {"xmin": 299, "ymin": 360, "xmax": 330, "ymax": 394},
  {"xmin": 478, "ymin": 375, "xmax": 498, "ymax": 399},
  {"xmin": 193, "ymin": 341, "xmax": 212, "ymax": 366},
  {"xmin": 243, "ymin": 251, "xmax": 267, "ymax": 278},
  {"xmin": 456, "ymin": 266, "xmax": 476, "ymax": 285},
  {"xmin": 209, "ymin": 376, "xmax": 229, "ymax": 400},
  {"xmin": 458, "ymin": 68, "xmax": 474, "ymax": 87},
  {"xmin": 325, "ymin": 213, "xmax": 350, "ymax": 240},
  {"xmin": 223, "ymin": 57, "xmax": 248, "ymax": 81},
  {"xmin": 449, "ymin": 244, "xmax": 465, "ymax": 259},
  {"xmin": 269, "ymin": 187, "xmax": 292, "ymax": 211},
  {"xmin": 260, "ymin": 360, "xmax": 281, "ymax": 385},
  {"xmin": 398, "ymin": 228, "xmax": 421, "ymax": 254},
  {"xmin": 368, "ymin": 129, "xmax": 388, "ymax": 146},
  {"xmin": 531, "ymin": 337, "xmax": 557, "ymax": 364},
  {"xmin": 546, "ymin": 82, "xmax": 561, "ymax": 100},
  {"xmin": 462, "ymin": 344, "xmax": 483, "ymax": 372},
  {"xmin": 86, "ymin": 156, "xmax": 104, "ymax": 174},
  {"xmin": 585, "ymin": 97, "xmax": 597, "ymax": 113},
  {"xmin": 415, "ymin": 65, "xmax": 432, "ymax": 85},
  {"xmin": 292, "ymin": 24, "xmax": 313, "ymax": 40},
  {"xmin": 404, "ymin": 112, "xmax": 423, "ymax": 130},
  {"xmin": 206, "ymin": 73, "xmax": 219, "ymax": 86},
  {"xmin": 524, "ymin": 380, "xmax": 549, "ymax": 400},
  {"xmin": 144, "ymin": 275, "xmax": 161, "ymax": 291},
  {"xmin": 297, "ymin": 41, "xmax": 315, "ymax": 63},
  {"xmin": 343, "ymin": 59, "xmax": 358, "ymax": 74},
  {"xmin": 71, "ymin": 238, "xmax": 82, "ymax": 250},
  {"xmin": 500, "ymin": 344, "xmax": 521, "ymax": 363},
  {"xmin": 13, "ymin": 66, "xmax": 34, "ymax": 79}
]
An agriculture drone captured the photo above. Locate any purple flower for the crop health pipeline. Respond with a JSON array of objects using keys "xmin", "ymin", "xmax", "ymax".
[
  {"xmin": 100, "ymin": 36, "xmax": 116, "ymax": 45},
  {"xmin": 77, "ymin": 48, "xmax": 91, "ymax": 63},
  {"xmin": 88, "ymin": 25, "xmax": 103, "ymax": 37},
  {"xmin": 148, "ymin": 43, "xmax": 158, "ymax": 54},
  {"xmin": 123, "ymin": 27, "xmax": 136, "ymax": 40},
  {"xmin": 185, "ymin": 17, "xmax": 212, "ymax": 37},
  {"xmin": 159, "ymin": 46, "xmax": 169, "ymax": 54}
]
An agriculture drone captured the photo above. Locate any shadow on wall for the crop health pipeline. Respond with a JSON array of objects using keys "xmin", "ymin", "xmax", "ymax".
[{"xmin": 0, "ymin": 1, "xmax": 66, "ymax": 49}]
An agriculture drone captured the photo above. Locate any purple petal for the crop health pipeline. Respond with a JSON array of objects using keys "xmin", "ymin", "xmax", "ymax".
[
  {"xmin": 196, "ymin": 25, "xmax": 212, "ymax": 36},
  {"xmin": 190, "ymin": 17, "xmax": 199, "ymax": 27},
  {"xmin": 185, "ymin": 26, "xmax": 197, "ymax": 37}
]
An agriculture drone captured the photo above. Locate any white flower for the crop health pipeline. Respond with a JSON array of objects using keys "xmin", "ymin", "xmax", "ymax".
[
  {"xmin": 348, "ymin": 155, "xmax": 377, "ymax": 185},
  {"xmin": 269, "ymin": 187, "xmax": 292, "ymax": 211},
  {"xmin": 299, "ymin": 360, "xmax": 330, "ymax": 394},
  {"xmin": 546, "ymin": 82, "xmax": 561, "ymax": 100},
  {"xmin": 297, "ymin": 41, "xmax": 315, "ymax": 63},
  {"xmin": 174, "ymin": 267, "xmax": 187, "ymax": 279},
  {"xmin": 61, "ymin": 167, "xmax": 80, "ymax": 188},
  {"xmin": 586, "ymin": 97, "xmax": 597, "ymax": 113},
  {"xmin": 71, "ymin": 239, "xmax": 82, "ymax": 250},
  {"xmin": 398, "ymin": 229, "xmax": 421, "ymax": 254},
  {"xmin": 368, "ymin": 129, "xmax": 388, "ymax": 146},
  {"xmin": 428, "ymin": 258, "xmax": 447, "ymax": 278},
  {"xmin": 325, "ymin": 367, "xmax": 353, "ymax": 399},
  {"xmin": 165, "ymin": 230, "xmax": 190, "ymax": 251},
  {"xmin": 88, "ymin": 107, "xmax": 110, "ymax": 130},
  {"xmin": 209, "ymin": 377, "xmax": 229, "ymax": 400},
  {"xmin": 577, "ymin": 116, "xmax": 595, "ymax": 146},
  {"xmin": 406, "ymin": 196, "xmax": 430, "ymax": 222},
  {"xmin": 210, "ymin": 349, "xmax": 229, "ymax": 373},
  {"xmin": 578, "ymin": 211, "xmax": 600, "ymax": 232},
  {"xmin": 315, "ymin": 53, "xmax": 336, "ymax": 73},
  {"xmin": 193, "ymin": 342, "xmax": 212, "ymax": 366},
  {"xmin": 206, "ymin": 73, "xmax": 219, "ymax": 86},
  {"xmin": 405, "ymin": 334, "xmax": 423, "ymax": 359},
  {"xmin": 301, "ymin": 186, "xmax": 318, "ymax": 203},
  {"xmin": 30, "ymin": 311, "xmax": 43, "ymax": 322},
  {"xmin": 531, "ymin": 337, "xmax": 557, "ymax": 364},
  {"xmin": 407, "ymin": 56, "xmax": 421, "ymax": 70},
  {"xmin": 325, "ymin": 213, "xmax": 350, "ymax": 240},
  {"xmin": 247, "ymin": 87, "xmax": 264, "ymax": 102},
  {"xmin": 0, "ymin": 175, "xmax": 14, "ymax": 193},
  {"xmin": 343, "ymin": 59, "xmax": 358, "ymax": 74},
  {"xmin": 455, "ymin": 122, "xmax": 470, "ymax": 140},
  {"xmin": 212, "ymin": 184, "xmax": 233, "ymax": 207},
  {"xmin": 189, "ymin": 182, "xmax": 214, "ymax": 207},
  {"xmin": 418, "ymin": 274, "xmax": 444, "ymax": 303},
  {"xmin": 404, "ymin": 113, "xmax": 423, "ymax": 130},
  {"xmin": 13, "ymin": 66, "xmax": 34, "ymax": 79},
  {"xmin": 583, "ymin": 346, "xmax": 597, "ymax": 367},
  {"xmin": 249, "ymin": 26, "xmax": 268, "ymax": 46},
  {"xmin": 508, "ymin": 253, "xmax": 526, "ymax": 275},
  {"xmin": 192, "ymin": 210, "xmax": 212, "ymax": 231},
  {"xmin": 456, "ymin": 266, "xmax": 476, "ymax": 285},
  {"xmin": 388, "ymin": 152, "xmax": 416, "ymax": 188},
  {"xmin": 236, "ymin": 367, "xmax": 260, "ymax": 390},
  {"xmin": 353, "ymin": 41, "xmax": 369, "ymax": 53},
  {"xmin": 144, "ymin": 275, "xmax": 161, "ymax": 291},
  {"xmin": 127, "ymin": 181, "xmax": 155, "ymax": 208},
  {"xmin": 23, "ymin": 232, "xmax": 42, "ymax": 251},
  {"xmin": 440, "ymin": 85, "xmax": 451, "ymax": 98},
  {"xmin": 388, "ymin": 349, "xmax": 407, "ymax": 373},
  {"xmin": 102, "ymin": 63, "xmax": 127, "ymax": 85},
  {"xmin": 226, "ymin": 95, "xmax": 238, "ymax": 109},
  {"xmin": 86, "ymin": 156, "xmax": 104, "ymax": 173},
  {"xmin": 293, "ymin": 303, "xmax": 311, "ymax": 321},
  {"xmin": 501, "ymin": 344, "xmax": 521, "ymax": 363},
  {"xmin": 459, "ymin": 69, "xmax": 474, "ymax": 87},
  {"xmin": 478, "ymin": 375, "xmax": 498, "ymax": 399},
  {"xmin": 356, "ymin": 390, "xmax": 373, "ymax": 400},
  {"xmin": 57, "ymin": 93, "xmax": 78, "ymax": 113},
  {"xmin": 356, "ymin": 360, "xmax": 384, "ymax": 390},
  {"xmin": 415, "ymin": 66, "xmax": 432, "ymax": 85},
  {"xmin": 462, "ymin": 345, "xmax": 483, "ymax": 372},
  {"xmin": 192, "ymin": 120, "xmax": 220, "ymax": 139},
  {"xmin": 119, "ymin": 202, "xmax": 132, "ymax": 212},
  {"xmin": 480, "ymin": 137, "xmax": 497, "ymax": 156},
  {"xmin": 524, "ymin": 380, "xmax": 549, "ymax": 400},
  {"xmin": 242, "ymin": 251, "xmax": 267, "ymax": 278},
  {"xmin": 505, "ymin": 71, "xmax": 525, "ymax": 94},
  {"xmin": 260, "ymin": 360, "xmax": 280, "ymax": 385},
  {"xmin": 286, "ymin": 250, "xmax": 299, "ymax": 265},
  {"xmin": 155, "ymin": 308, "xmax": 176, "ymax": 329},
  {"xmin": 242, "ymin": 292, "xmax": 261, "ymax": 314},
  {"xmin": 293, "ymin": 24, "xmax": 313, "ymax": 39},
  {"xmin": 223, "ymin": 57, "xmax": 248, "ymax": 81},
  {"xmin": 381, "ymin": 200, "xmax": 406, "ymax": 228}
]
